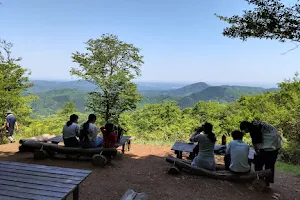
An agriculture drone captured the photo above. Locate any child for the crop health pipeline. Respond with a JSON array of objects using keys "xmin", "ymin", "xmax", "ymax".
[
  {"xmin": 224, "ymin": 130, "xmax": 250, "ymax": 173},
  {"xmin": 100, "ymin": 123, "xmax": 117, "ymax": 148}
]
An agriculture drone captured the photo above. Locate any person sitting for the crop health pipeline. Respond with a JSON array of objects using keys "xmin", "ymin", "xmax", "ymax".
[
  {"xmin": 224, "ymin": 130, "xmax": 250, "ymax": 173},
  {"xmin": 100, "ymin": 123, "xmax": 117, "ymax": 148},
  {"xmin": 62, "ymin": 114, "xmax": 80, "ymax": 147},
  {"xmin": 79, "ymin": 114, "xmax": 103, "ymax": 148},
  {"xmin": 190, "ymin": 122, "xmax": 216, "ymax": 171}
]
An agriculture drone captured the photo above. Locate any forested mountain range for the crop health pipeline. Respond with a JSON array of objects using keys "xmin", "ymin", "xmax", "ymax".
[{"xmin": 28, "ymin": 80, "xmax": 279, "ymax": 116}]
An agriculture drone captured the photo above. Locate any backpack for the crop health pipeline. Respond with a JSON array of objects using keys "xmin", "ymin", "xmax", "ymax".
[
  {"xmin": 79, "ymin": 122, "xmax": 90, "ymax": 142},
  {"xmin": 114, "ymin": 125, "xmax": 124, "ymax": 142}
]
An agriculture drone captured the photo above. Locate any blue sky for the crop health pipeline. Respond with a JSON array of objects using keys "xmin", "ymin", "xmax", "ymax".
[{"xmin": 0, "ymin": 0, "xmax": 298, "ymax": 87}]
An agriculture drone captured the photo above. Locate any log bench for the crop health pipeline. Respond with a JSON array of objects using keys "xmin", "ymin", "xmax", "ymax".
[
  {"xmin": 19, "ymin": 140, "xmax": 118, "ymax": 167},
  {"xmin": 0, "ymin": 160, "xmax": 91, "ymax": 200},
  {"xmin": 47, "ymin": 135, "xmax": 132, "ymax": 153}
]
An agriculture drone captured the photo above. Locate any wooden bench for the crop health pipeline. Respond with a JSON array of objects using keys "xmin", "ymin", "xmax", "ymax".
[
  {"xmin": 48, "ymin": 135, "xmax": 132, "ymax": 153},
  {"xmin": 0, "ymin": 160, "xmax": 91, "ymax": 200}
]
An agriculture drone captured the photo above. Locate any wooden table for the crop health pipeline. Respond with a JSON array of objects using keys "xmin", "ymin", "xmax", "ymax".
[
  {"xmin": 0, "ymin": 160, "xmax": 91, "ymax": 200},
  {"xmin": 171, "ymin": 142, "xmax": 197, "ymax": 159},
  {"xmin": 48, "ymin": 135, "xmax": 132, "ymax": 153}
]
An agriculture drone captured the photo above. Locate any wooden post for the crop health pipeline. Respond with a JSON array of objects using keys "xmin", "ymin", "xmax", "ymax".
[
  {"xmin": 127, "ymin": 140, "xmax": 131, "ymax": 151},
  {"xmin": 73, "ymin": 186, "xmax": 79, "ymax": 200}
]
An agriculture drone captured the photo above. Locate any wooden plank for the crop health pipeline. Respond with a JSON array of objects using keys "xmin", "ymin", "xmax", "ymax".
[
  {"xmin": 0, "ymin": 163, "xmax": 89, "ymax": 177},
  {"xmin": 0, "ymin": 185, "xmax": 65, "ymax": 198},
  {"xmin": 0, "ymin": 166, "xmax": 83, "ymax": 181},
  {"xmin": 115, "ymin": 136, "xmax": 131, "ymax": 147},
  {"xmin": 0, "ymin": 160, "xmax": 91, "ymax": 174},
  {"xmin": 47, "ymin": 135, "xmax": 63, "ymax": 143},
  {"xmin": 0, "ymin": 175, "xmax": 76, "ymax": 189},
  {"xmin": 0, "ymin": 195, "xmax": 24, "ymax": 200},
  {"xmin": 0, "ymin": 171, "xmax": 81, "ymax": 185},
  {"xmin": 0, "ymin": 179, "xmax": 71, "ymax": 193},
  {"xmin": 0, "ymin": 189, "xmax": 61, "ymax": 200},
  {"xmin": 171, "ymin": 142, "xmax": 196, "ymax": 153}
]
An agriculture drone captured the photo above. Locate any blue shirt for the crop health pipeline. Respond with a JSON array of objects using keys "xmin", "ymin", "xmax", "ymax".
[
  {"xmin": 226, "ymin": 140, "xmax": 250, "ymax": 173},
  {"xmin": 6, "ymin": 114, "xmax": 16, "ymax": 132}
]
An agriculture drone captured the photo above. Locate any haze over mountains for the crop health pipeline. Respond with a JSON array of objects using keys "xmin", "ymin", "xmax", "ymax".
[{"xmin": 28, "ymin": 80, "xmax": 279, "ymax": 116}]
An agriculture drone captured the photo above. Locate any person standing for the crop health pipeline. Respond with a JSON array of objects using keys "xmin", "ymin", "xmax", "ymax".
[
  {"xmin": 240, "ymin": 121, "xmax": 284, "ymax": 186},
  {"xmin": 5, "ymin": 110, "xmax": 18, "ymax": 143}
]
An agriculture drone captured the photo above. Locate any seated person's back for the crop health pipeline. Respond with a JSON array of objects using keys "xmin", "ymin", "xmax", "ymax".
[
  {"xmin": 190, "ymin": 122, "xmax": 216, "ymax": 171},
  {"xmin": 225, "ymin": 130, "xmax": 250, "ymax": 173},
  {"xmin": 100, "ymin": 123, "xmax": 117, "ymax": 148},
  {"xmin": 62, "ymin": 114, "xmax": 80, "ymax": 147},
  {"xmin": 79, "ymin": 114, "xmax": 102, "ymax": 148}
]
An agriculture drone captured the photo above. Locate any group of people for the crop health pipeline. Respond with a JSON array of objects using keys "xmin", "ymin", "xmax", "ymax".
[
  {"xmin": 190, "ymin": 121, "xmax": 284, "ymax": 186},
  {"xmin": 1, "ymin": 110, "xmax": 18, "ymax": 143},
  {"xmin": 62, "ymin": 113, "xmax": 118, "ymax": 149}
]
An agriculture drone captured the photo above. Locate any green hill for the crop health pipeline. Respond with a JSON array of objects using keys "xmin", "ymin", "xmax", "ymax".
[
  {"xmin": 31, "ymin": 88, "xmax": 87, "ymax": 116},
  {"xmin": 140, "ymin": 82, "xmax": 210, "ymax": 97},
  {"xmin": 178, "ymin": 85, "xmax": 273, "ymax": 108}
]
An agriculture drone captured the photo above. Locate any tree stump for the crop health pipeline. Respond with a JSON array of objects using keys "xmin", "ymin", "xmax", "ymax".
[
  {"xmin": 167, "ymin": 166, "xmax": 181, "ymax": 175},
  {"xmin": 33, "ymin": 150, "xmax": 49, "ymax": 160},
  {"xmin": 19, "ymin": 145, "xmax": 26, "ymax": 152},
  {"xmin": 92, "ymin": 154, "xmax": 107, "ymax": 167}
]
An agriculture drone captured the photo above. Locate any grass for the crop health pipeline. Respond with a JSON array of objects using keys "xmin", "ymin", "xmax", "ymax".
[{"xmin": 276, "ymin": 161, "xmax": 300, "ymax": 176}]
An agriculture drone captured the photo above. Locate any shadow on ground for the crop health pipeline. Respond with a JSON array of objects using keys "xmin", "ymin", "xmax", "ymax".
[{"xmin": 0, "ymin": 143, "xmax": 298, "ymax": 200}]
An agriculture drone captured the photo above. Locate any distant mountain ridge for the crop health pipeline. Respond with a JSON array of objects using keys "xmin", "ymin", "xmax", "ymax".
[
  {"xmin": 178, "ymin": 85, "xmax": 279, "ymax": 108},
  {"xmin": 27, "ymin": 80, "xmax": 279, "ymax": 115}
]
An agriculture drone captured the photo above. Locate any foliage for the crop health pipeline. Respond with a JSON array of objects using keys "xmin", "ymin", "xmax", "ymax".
[
  {"xmin": 30, "ymin": 88, "xmax": 87, "ymax": 116},
  {"xmin": 71, "ymin": 34, "xmax": 143, "ymax": 123},
  {"xmin": 0, "ymin": 39, "xmax": 35, "ymax": 125},
  {"xmin": 18, "ymin": 102, "xmax": 89, "ymax": 140},
  {"xmin": 215, "ymin": 0, "xmax": 300, "ymax": 44}
]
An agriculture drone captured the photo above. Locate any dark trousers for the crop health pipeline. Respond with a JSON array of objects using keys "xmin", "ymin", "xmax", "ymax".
[
  {"xmin": 63, "ymin": 137, "xmax": 79, "ymax": 147},
  {"xmin": 224, "ymin": 154, "xmax": 231, "ymax": 170},
  {"xmin": 254, "ymin": 149, "xmax": 279, "ymax": 184}
]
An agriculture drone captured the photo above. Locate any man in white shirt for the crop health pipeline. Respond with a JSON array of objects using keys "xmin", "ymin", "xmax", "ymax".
[
  {"xmin": 225, "ymin": 130, "xmax": 250, "ymax": 173},
  {"xmin": 240, "ymin": 121, "xmax": 284, "ymax": 186}
]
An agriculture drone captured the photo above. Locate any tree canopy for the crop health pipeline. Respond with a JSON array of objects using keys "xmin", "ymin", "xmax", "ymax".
[
  {"xmin": 0, "ymin": 39, "xmax": 34, "ymax": 122},
  {"xmin": 71, "ymin": 34, "xmax": 143, "ymax": 123},
  {"xmin": 216, "ymin": 0, "xmax": 300, "ymax": 45}
]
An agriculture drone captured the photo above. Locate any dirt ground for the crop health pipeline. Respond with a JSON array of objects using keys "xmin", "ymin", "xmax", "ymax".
[{"xmin": 0, "ymin": 143, "xmax": 299, "ymax": 200}]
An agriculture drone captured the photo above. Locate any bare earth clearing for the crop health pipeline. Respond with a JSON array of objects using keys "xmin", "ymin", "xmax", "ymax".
[{"xmin": 0, "ymin": 143, "xmax": 299, "ymax": 200}]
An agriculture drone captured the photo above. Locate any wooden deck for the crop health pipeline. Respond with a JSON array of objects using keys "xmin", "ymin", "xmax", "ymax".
[{"xmin": 0, "ymin": 160, "xmax": 91, "ymax": 200}]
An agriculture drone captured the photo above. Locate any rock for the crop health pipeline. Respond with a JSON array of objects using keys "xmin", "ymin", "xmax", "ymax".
[{"xmin": 120, "ymin": 189, "xmax": 148, "ymax": 200}]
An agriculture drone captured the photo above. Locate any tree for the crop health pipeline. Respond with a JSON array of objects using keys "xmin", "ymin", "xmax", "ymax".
[
  {"xmin": 71, "ymin": 34, "xmax": 143, "ymax": 123},
  {"xmin": 215, "ymin": 0, "xmax": 300, "ymax": 51},
  {"xmin": 0, "ymin": 39, "xmax": 34, "ymax": 122}
]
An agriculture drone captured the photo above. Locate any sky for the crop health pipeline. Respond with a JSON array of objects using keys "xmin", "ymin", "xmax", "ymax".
[{"xmin": 0, "ymin": 0, "xmax": 299, "ymax": 87}]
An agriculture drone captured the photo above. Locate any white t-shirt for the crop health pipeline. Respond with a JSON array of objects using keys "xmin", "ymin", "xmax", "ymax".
[
  {"xmin": 252, "ymin": 121, "xmax": 284, "ymax": 151},
  {"xmin": 226, "ymin": 140, "xmax": 250, "ymax": 173},
  {"xmin": 80, "ymin": 123, "xmax": 99, "ymax": 142},
  {"xmin": 62, "ymin": 123, "xmax": 80, "ymax": 139}
]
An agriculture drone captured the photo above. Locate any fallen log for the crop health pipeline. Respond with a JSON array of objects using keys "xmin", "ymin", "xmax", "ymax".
[
  {"xmin": 166, "ymin": 155, "xmax": 271, "ymax": 181},
  {"xmin": 20, "ymin": 140, "xmax": 117, "ymax": 157}
]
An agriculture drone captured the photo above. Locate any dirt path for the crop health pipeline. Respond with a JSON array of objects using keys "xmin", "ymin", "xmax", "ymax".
[{"xmin": 0, "ymin": 143, "xmax": 299, "ymax": 200}]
